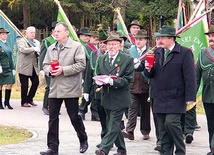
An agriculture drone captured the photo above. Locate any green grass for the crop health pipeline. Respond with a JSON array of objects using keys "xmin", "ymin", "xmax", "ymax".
[{"xmin": 0, "ymin": 125, "xmax": 32, "ymax": 145}]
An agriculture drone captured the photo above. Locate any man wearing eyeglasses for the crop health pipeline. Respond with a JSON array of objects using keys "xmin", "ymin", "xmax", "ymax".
[{"xmin": 95, "ymin": 33, "xmax": 134, "ymax": 155}]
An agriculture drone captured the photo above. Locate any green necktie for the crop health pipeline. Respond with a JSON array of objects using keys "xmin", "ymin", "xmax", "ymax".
[{"xmin": 164, "ymin": 49, "xmax": 170, "ymax": 61}]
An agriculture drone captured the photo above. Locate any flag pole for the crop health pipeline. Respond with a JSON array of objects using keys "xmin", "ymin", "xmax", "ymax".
[
  {"xmin": 114, "ymin": 8, "xmax": 131, "ymax": 43},
  {"xmin": 176, "ymin": 7, "xmax": 214, "ymax": 35},
  {"xmin": 175, "ymin": 0, "xmax": 183, "ymax": 31},
  {"xmin": 188, "ymin": 0, "xmax": 203, "ymax": 23},
  {"xmin": 54, "ymin": 0, "xmax": 79, "ymax": 42}
]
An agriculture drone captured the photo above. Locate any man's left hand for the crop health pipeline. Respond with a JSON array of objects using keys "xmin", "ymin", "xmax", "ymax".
[{"xmin": 52, "ymin": 66, "xmax": 63, "ymax": 76}]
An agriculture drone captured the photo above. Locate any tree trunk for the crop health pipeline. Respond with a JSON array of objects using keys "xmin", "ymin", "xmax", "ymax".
[
  {"xmin": 81, "ymin": 12, "xmax": 85, "ymax": 28},
  {"xmin": 22, "ymin": 0, "xmax": 28, "ymax": 29}
]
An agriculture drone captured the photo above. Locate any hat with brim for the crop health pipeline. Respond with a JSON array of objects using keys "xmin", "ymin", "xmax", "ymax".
[
  {"xmin": 154, "ymin": 25, "xmax": 180, "ymax": 38},
  {"xmin": 0, "ymin": 28, "xmax": 10, "ymax": 34},
  {"xmin": 78, "ymin": 27, "xmax": 91, "ymax": 36},
  {"xmin": 117, "ymin": 30, "xmax": 127, "ymax": 41},
  {"xmin": 90, "ymin": 31, "xmax": 98, "ymax": 37},
  {"xmin": 103, "ymin": 34, "xmax": 122, "ymax": 44},
  {"xmin": 134, "ymin": 30, "xmax": 149, "ymax": 39},
  {"xmin": 97, "ymin": 29, "xmax": 108, "ymax": 41},
  {"xmin": 205, "ymin": 25, "xmax": 214, "ymax": 35},
  {"xmin": 51, "ymin": 21, "xmax": 58, "ymax": 29},
  {"xmin": 127, "ymin": 20, "xmax": 143, "ymax": 30}
]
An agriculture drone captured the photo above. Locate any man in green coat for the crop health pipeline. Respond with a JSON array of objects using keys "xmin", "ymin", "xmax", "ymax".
[
  {"xmin": 95, "ymin": 33, "xmax": 134, "ymax": 155},
  {"xmin": 40, "ymin": 21, "xmax": 58, "ymax": 115},
  {"xmin": 196, "ymin": 25, "xmax": 214, "ymax": 155}
]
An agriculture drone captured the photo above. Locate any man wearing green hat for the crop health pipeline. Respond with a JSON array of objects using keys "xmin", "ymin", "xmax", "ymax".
[
  {"xmin": 144, "ymin": 25, "xmax": 196, "ymax": 155},
  {"xmin": 0, "ymin": 28, "xmax": 15, "ymax": 110},
  {"xmin": 95, "ymin": 33, "xmax": 134, "ymax": 155},
  {"xmin": 196, "ymin": 25, "xmax": 214, "ymax": 155},
  {"xmin": 83, "ymin": 29, "xmax": 109, "ymax": 147},
  {"xmin": 40, "ymin": 21, "xmax": 58, "ymax": 115},
  {"xmin": 123, "ymin": 29, "xmax": 151, "ymax": 141},
  {"xmin": 79, "ymin": 30, "xmax": 100, "ymax": 121},
  {"xmin": 127, "ymin": 20, "xmax": 143, "ymax": 45}
]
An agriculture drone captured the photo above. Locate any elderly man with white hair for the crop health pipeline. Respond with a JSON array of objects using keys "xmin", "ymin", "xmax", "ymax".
[{"xmin": 17, "ymin": 26, "xmax": 40, "ymax": 107}]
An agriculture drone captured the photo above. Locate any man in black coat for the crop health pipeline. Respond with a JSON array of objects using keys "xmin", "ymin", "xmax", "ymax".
[{"xmin": 144, "ymin": 25, "xmax": 197, "ymax": 155}]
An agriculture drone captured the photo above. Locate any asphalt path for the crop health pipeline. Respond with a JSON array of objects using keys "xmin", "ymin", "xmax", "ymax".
[{"xmin": 0, "ymin": 99, "xmax": 211, "ymax": 155}]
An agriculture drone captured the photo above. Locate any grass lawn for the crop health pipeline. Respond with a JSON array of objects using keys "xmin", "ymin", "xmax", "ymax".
[{"xmin": 0, "ymin": 125, "xmax": 32, "ymax": 145}]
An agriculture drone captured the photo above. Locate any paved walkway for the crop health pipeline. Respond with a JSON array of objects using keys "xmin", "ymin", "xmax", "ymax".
[{"xmin": 0, "ymin": 99, "xmax": 211, "ymax": 155}]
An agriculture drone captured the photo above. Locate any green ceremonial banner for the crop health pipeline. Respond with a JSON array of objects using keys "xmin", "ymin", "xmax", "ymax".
[
  {"xmin": 0, "ymin": 14, "xmax": 19, "ymax": 68},
  {"xmin": 56, "ymin": 3, "xmax": 79, "ymax": 42},
  {"xmin": 176, "ymin": 20, "xmax": 208, "ymax": 99}
]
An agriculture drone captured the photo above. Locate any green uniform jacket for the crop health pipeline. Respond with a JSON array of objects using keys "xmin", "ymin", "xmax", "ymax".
[
  {"xmin": 97, "ymin": 52, "xmax": 134, "ymax": 110},
  {"xmin": 196, "ymin": 47, "xmax": 214, "ymax": 103},
  {"xmin": 39, "ymin": 35, "xmax": 56, "ymax": 70},
  {"xmin": 0, "ymin": 41, "xmax": 15, "ymax": 85}
]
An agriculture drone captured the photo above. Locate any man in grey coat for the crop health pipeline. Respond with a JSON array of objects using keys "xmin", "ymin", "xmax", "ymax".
[
  {"xmin": 17, "ymin": 26, "xmax": 40, "ymax": 107},
  {"xmin": 40, "ymin": 22, "xmax": 88, "ymax": 155}
]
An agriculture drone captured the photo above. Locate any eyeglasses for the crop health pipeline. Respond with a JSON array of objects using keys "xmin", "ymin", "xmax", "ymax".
[{"xmin": 106, "ymin": 43, "xmax": 120, "ymax": 47}]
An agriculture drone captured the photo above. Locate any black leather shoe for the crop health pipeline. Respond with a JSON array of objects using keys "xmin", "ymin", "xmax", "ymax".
[
  {"xmin": 80, "ymin": 140, "xmax": 88, "ymax": 153},
  {"xmin": 91, "ymin": 116, "xmax": 100, "ymax": 121},
  {"xmin": 40, "ymin": 148, "xmax": 58, "ymax": 155},
  {"xmin": 79, "ymin": 112, "xmax": 85, "ymax": 120},
  {"xmin": 185, "ymin": 133, "xmax": 193, "ymax": 144},
  {"xmin": 95, "ymin": 149, "xmax": 106, "ymax": 155},
  {"xmin": 122, "ymin": 131, "xmax": 134, "ymax": 140},
  {"xmin": 42, "ymin": 108, "xmax": 49, "ymax": 115},
  {"xmin": 154, "ymin": 145, "xmax": 161, "ymax": 151},
  {"xmin": 113, "ymin": 152, "xmax": 127, "ymax": 155}
]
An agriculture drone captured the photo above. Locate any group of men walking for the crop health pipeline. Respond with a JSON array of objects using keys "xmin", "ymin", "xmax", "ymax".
[{"xmin": 0, "ymin": 19, "xmax": 214, "ymax": 155}]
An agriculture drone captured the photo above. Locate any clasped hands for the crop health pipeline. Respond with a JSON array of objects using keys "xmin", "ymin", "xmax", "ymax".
[{"xmin": 50, "ymin": 66, "xmax": 63, "ymax": 76}]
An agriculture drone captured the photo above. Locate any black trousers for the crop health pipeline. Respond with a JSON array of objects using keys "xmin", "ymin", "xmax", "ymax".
[
  {"xmin": 203, "ymin": 102, "xmax": 214, "ymax": 149},
  {"xmin": 43, "ymin": 75, "xmax": 50, "ymax": 109},
  {"xmin": 47, "ymin": 98, "xmax": 87, "ymax": 152},
  {"xmin": 18, "ymin": 69, "xmax": 39, "ymax": 105}
]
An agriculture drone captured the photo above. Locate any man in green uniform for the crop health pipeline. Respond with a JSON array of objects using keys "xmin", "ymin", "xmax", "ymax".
[
  {"xmin": 83, "ymin": 29, "xmax": 108, "ymax": 147},
  {"xmin": 0, "ymin": 28, "xmax": 15, "ymax": 109},
  {"xmin": 40, "ymin": 21, "xmax": 58, "ymax": 115},
  {"xmin": 196, "ymin": 25, "xmax": 214, "ymax": 155},
  {"xmin": 79, "ymin": 30, "xmax": 100, "ymax": 121},
  {"xmin": 95, "ymin": 33, "xmax": 134, "ymax": 155}
]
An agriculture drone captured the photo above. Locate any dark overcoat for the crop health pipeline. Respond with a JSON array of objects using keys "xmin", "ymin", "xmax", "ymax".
[{"xmin": 144, "ymin": 42, "xmax": 196, "ymax": 113}]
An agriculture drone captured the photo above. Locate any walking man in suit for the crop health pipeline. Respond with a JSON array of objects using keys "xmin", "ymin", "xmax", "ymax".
[
  {"xmin": 95, "ymin": 33, "xmax": 134, "ymax": 155},
  {"xmin": 144, "ymin": 25, "xmax": 196, "ymax": 155}
]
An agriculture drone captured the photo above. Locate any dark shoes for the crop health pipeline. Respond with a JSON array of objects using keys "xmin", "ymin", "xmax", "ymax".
[
  {"xmin": 120, "ymin": 120, "xmax": 125, "ymax": 130},
  {"xmin": 79, "ymin": 112, "xmax": 85, "ymax": 120},
  {"xmin": 40, "ymin": 148, "xmax": 58, "ymax": 155},
  {"xmin": 185, "ymin": 133, "xmax": 193, "ymax": 144},
  {"xmin": 91, "ymin": 116, "xmax": 100, "ymax": 121},
  {"xmin": 95, "ymin": 149, "xmax": 106, "ymax": 155},
  {"xmin": 207, "ymin": 152, "xmax": 214, "ymax": 155},
  {"xmin": 154, "ymin": 145, "xmax": 161, "ymax": 151},
  {"xmin": 195, "ymin": 124, "xmax": 201, "ymax": 130},
  {"xmin": 29, "ymin": 101, "xmax": 37, "ymax": 106},
  {"xmin": 42, "ymin": 107, "xmax": 49, "ymax": 115},
  {"xmin": 143, "ymin": 134, "xmax": 150, "ymax": 140},
  {"xmin": 79, "ymin": 140, "xmax": 88, "ymax": 153},
  {"xmin": 122, "ymin": 131, "xmax": 134, "ymax": 140},
  {"xmin": 113, "ymin": 152, "xmax": 127, "ymax": 155},
  {"xmin": 21, "ymin": 103, "xmax": 31, "ymax": 107}
]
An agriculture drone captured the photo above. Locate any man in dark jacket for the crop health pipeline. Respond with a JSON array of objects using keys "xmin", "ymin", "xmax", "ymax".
[{"xmin": 144, "ymin": 25, "xmax": 196, "ymax": 155}]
